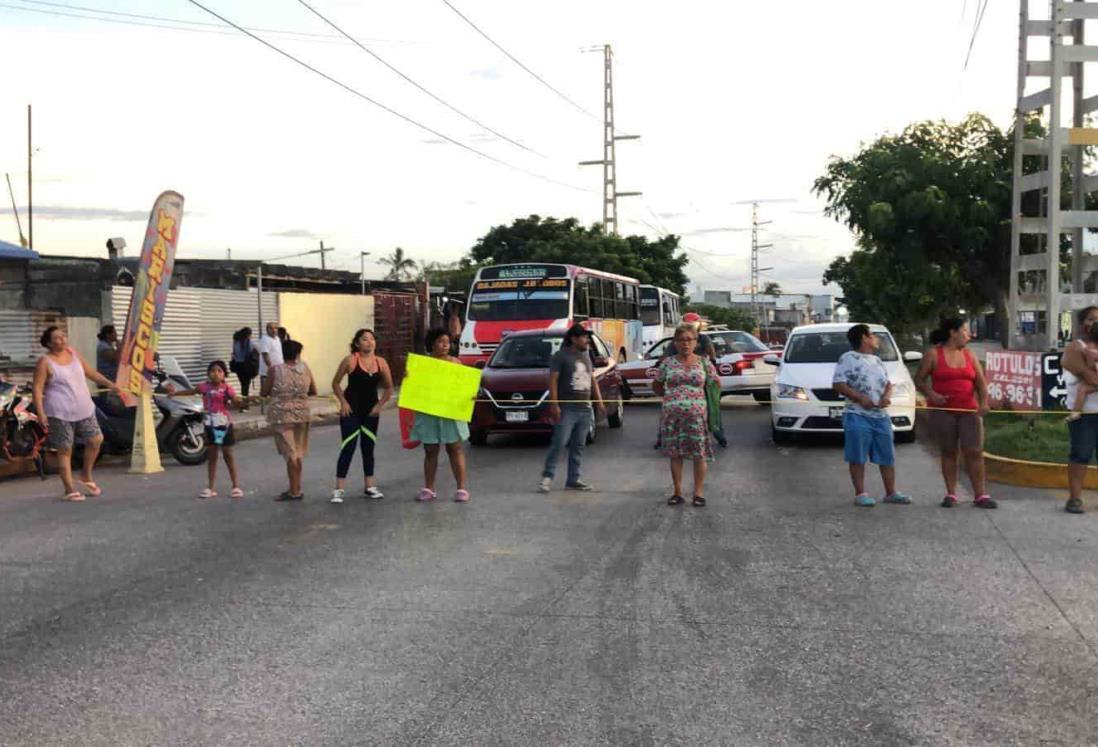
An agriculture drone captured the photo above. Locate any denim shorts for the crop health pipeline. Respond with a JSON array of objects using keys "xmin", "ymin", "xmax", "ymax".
[
  {"xmin": 843, "ymin": 412, "xmax": 895, "ymax": 467},
  {"xmin": 1068, "ymin": 414, "xmax": 1098, "ymax": 464}
]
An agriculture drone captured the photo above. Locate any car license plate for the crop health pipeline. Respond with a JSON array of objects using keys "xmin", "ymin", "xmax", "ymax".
[
  {"xmin": 829, "ymin": 406, "xmax": 844, "ymax": 420},
  {"xmin": 505, "ymin": 410, "xmax": 529, "ymax": 423}
]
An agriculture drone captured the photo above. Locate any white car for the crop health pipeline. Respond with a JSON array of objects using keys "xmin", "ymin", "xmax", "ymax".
[
  {"xmin": 767, "ymin": 323, "xmax": 921, "ymax": 443},
  {"xmin": 619, "ymin": 329, "xmax": 777, "ymax": 401}
]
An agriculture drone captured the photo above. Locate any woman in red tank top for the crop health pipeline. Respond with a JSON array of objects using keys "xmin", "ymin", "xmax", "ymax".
[{"xmin": 914, "ymin": 318, "xmax": 995, "ymax": 509}]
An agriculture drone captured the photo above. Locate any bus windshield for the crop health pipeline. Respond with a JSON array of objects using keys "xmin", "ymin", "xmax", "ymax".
[
  {"xmin": 639, "ymin": 287, "xmax": 660, "ymax": 325},
  {"xmin": 468, "ymin": 279, "xmax": 571, "ymax": 321}
]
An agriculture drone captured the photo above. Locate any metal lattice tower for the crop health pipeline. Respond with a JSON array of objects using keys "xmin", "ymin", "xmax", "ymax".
[
  {"xmin": 1009, "ymin": 0, "xmax": 1098, "ymax": 349},
  {"xmin": 580, "ymin": 44, "xmax": 640, "ymax": 235},
  {"xmin": 749, "ymin": 203, "xmax": 773, "ymax": 327}
]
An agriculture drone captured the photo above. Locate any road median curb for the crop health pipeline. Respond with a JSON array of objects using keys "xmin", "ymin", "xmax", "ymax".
[{"xmin": 983, "ymin": 451, "xmax": 1096, "ymax": 489}]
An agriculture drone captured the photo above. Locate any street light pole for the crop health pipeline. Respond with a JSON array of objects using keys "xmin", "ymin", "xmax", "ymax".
[
  {"xmin": 254, "ymin": 248, "xmax": 326, "ymax": 332},
  {"xmin": 360, "ymin": 251, "xmax": 371, "ymax": 295}
]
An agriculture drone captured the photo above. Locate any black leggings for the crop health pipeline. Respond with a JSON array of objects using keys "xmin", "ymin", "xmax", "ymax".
[
  {"xmin": 238, "ymin": 374, "xmax": 255, "ymax": 398},
  {"xmin": 337, "ymin": 414, "xmax": 379, "ymax": 479}
]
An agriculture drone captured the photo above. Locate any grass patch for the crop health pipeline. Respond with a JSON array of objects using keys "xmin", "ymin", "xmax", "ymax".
[{"xmin": 982, "ymin": 411, "xmax": 1070, "ymax": 464}]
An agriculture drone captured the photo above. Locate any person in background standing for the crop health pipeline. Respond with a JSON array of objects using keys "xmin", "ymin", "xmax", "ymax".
[
  {"xmin": 833, "ymin": 324, "xmax": 910, "ymax": 508},
  {"xmin": 410, "ymin": 329, "xmax": 470, "ymax": 503},
  {"xmin": 257, "ymin": 322, "xmax": 284, "ymax": 388},
  {"xmin": 915, "ymin": 318, "xmax": 994, "ymax": 509},
  {"xmin": 95, "ymin": 325, "xmax": 119, "ymax": 384},
  {"xmin": 32, "ymin": 326, "xmax": 121, "ymax": 502},
  {"xmin": 330, "ymin": 329, "xmax": 394, "ymax": 504},
  {"xmin": 230, "ymin": 327, "xmax": 259, "ymax": 404},
  {"xmin": 262, "ymin": 340, "xmax": 316, "ymax": 501},
  {"xmin": 538, "ymin": 324, "xmax": 605, "ymax": 493},
  {"xmin": 277, "ymin": 327, "xmax": 291, "ymax": 361}
]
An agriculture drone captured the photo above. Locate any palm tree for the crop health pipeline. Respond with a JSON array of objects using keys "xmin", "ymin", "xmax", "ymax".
[
  {"xmin": 763, "ymin": 281, "xmax": 782, "ymax": 297},
  {"xmin": 380, "ymin": 247, "xmax": 418, "ymax": 281}
]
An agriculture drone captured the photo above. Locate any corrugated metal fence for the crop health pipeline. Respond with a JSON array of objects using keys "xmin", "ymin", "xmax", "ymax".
[
  {"xmin": 0, "ymin": 310, "xmax": 68, "ymax": 364},
  {"xmin": 112, "ymin": 287, "xmax": 278, "ymax": 385}
]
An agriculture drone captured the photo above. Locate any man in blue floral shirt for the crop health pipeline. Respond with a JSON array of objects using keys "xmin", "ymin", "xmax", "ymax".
[{"xmin": 832, "ymin": 324, "xmax": 911, "ymax": 508}]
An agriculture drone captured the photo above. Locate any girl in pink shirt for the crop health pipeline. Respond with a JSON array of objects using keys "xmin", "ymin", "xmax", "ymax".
[{"xmin": 171, "ymin": 360, "xmax": 245, "ymax": 498}]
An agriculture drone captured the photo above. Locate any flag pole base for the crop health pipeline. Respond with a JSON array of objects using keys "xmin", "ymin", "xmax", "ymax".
[{"xmin": 128, "ymin": 387, "xmax": 163, "ymax": 475}]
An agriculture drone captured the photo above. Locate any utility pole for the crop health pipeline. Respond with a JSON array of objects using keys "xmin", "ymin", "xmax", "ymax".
[
  {"xmin": 27, "ymin": 105, "xmax": 32, "ymax": 251},
  {"xmin": 1008, "ymin": 0, "xmax": 1098, "ymax": 350},
  {"xmin": 318, "ymin": 240, "xmax": 334, "ymax": 269},
  {"xmin": 579, "ymin": 44, "xmax": 640, "ymax": 235},
  {"xmin": 5, "ymin": 173, "xmax": 26, "ymax": 247},
  {"xmin": 226, "ymin": 248, "xmax": 232, "ymax": 260},
  {"xmin": 750, "ymin": 203, "xmax": 773, "ymax": 328}
]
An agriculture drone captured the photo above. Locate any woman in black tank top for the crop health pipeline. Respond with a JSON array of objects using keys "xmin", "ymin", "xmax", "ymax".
[{"xmin": 330, "ymin": 329, "xmax": 393, "ymax": 503}]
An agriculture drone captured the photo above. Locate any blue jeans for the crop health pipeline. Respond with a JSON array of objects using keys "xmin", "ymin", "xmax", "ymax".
[{"xmin": 542, "ymin": 406, "xmax": 592, "ymax": 484}]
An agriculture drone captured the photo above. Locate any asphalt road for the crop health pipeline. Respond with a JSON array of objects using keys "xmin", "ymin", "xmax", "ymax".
[{"xmin": 1, "ymin": 403, "xmax": 1097, "ymax": 745}]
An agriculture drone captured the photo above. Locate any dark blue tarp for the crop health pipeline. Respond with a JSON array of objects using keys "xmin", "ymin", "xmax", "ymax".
[{"xmin": 0, "ymin": 239, "xmax": 38, "ymax": 260}]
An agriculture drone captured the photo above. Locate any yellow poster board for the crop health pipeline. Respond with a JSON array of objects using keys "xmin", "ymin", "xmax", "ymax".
[{"xmin": 397, "ymin": 354, "xmax": 482, "ymax": 422}]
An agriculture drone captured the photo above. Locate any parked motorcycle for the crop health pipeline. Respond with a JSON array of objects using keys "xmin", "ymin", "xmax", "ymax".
[
  {"xmin": 85, "ymin": 356, "xmax": 208, "ymax": 466},
  {"xmin": 0, "ymin": 381, "xmax": 47, "ymax": 476}
]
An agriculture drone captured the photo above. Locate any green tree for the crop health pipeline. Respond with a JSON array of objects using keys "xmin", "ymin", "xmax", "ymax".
[
  {"xmin": 683, "ymin": 303, "xmax": 756, "ymax": 331},
  {"xmin": 469, "ymin": 215, "xmax": 690, "ymax": 295},
  {"xmin": 416, "ymin": 257, "xmax": 481, "ymax": 292},
  {"xmin": 813, "ymin": 114, "xmax": 1022, "ymax": 336},
  {"xmin": 762, "ymin": 281, "xmax": 782, "ymax": 297},
  {"xmin": 379, "ymin": 247, "xmax": 418, "ymax": 281}
]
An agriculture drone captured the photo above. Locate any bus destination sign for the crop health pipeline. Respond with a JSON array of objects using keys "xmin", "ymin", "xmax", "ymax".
[{"xmin": 481, "ymin": 264, "xmax": 568, "ymax": 280}]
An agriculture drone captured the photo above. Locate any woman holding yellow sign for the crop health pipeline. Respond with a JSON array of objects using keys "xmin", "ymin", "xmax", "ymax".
[{"xmin": 410, "ymin": 329, "xmax": 470, "ymax": 503}]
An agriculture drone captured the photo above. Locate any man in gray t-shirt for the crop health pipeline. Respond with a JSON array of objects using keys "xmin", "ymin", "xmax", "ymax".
[{"xmin": 539, "ymin": 325, "xmax": 606, "ymax": 493}]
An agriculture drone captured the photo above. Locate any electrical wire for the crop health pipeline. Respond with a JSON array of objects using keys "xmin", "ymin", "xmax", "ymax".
[
  {"xmin": 0, "ymin": 1, "xmax": 244, "ymax": 34},
  {"xmin": 182, "ymin": 0, "xmax": 593, "ymax": 194},
  {"xmin": 5, "ymin": 0, "xmax": 408, "ymax": 43},
  {"xmin": 962, "ymin": 0, "xmax": 990, "ymax": 70},
  {"xmin": 294, "ymin": 0, "xmax": 541, "ymax": 157},
  {"xmin": 439, "ymin": 0, "xmax": 597, "ymax": 119},
  {"xmin": 684, "ymin": 251, "xmax": 745, "ymax": 284}
]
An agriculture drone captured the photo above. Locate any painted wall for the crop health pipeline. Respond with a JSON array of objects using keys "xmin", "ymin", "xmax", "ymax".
[
  {"xmin": 278, "ymin": 293, "xmax": 375, "ymax": 395},
  {"xmin": 68, "ymin": 316, "xmax": 101, "ymax": 371}
]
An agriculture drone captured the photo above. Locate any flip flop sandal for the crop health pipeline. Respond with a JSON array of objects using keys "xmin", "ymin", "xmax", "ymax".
[
  {"xmin": 454, "ymin": 489, "xmax": 470, "ymax": 503},
  {"xmin": 199, "ymin": 488, "xmax": 217, "ymax": 499},
  {"xmin": 230, "ymin": 487, "xmax": 244, "ymax": 499},
  {"xmin": 416, "ymin": 488, "xmax": 437, "ymax": 502},
  {"xmin": 692, "ymin": 496, "xmax": 707, "ymax": 507},
  {"xmin": 667, "ymin": 495, "xmax": 685, "ymax": 506},
  {"xmin": 941, "ymin": 494, "xmax": 959, "ymax": 508},
  {"xmin": 973, "ymin": 494, "xmax": 998, "ymax": 509},
  {"xmin": 62, "ymin": 492, "xmax": 85, "ymax": 502},
  {"xmin": 1065, "ymin": 497, "xmax": 1085, "ymax": 514},
  {"xmin": 79, "ymin": 481, "xmax": 102, "ymax": 497}
]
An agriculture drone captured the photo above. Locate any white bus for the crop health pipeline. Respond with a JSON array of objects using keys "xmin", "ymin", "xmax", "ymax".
[{"xmin": 639, "ymin": 285, "xmax": 681, "ymax": 352}]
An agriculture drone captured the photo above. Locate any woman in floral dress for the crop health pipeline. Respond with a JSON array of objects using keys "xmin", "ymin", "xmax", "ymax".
[{"xmin": 654, "ymin": 323, "xmax": 718, "ymax": 507}]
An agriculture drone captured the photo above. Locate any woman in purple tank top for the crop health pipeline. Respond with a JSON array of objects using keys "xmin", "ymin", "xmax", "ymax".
[{"xmin": 31, "ymin": 326, "xmax": 121, "ymax": 502}]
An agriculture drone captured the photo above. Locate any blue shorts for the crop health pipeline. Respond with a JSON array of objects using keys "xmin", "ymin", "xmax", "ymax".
[
  {"xmin": 843, "ymin": 412, "xmax": 895, "ymax": 467},
  {"xmin": 1068, "ymin": 414, "xmax": 1098, "ymax": 464}
]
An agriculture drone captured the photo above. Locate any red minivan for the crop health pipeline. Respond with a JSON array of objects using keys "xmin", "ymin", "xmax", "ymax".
[{"xmin": 469, "ymin": 329, "xmax": 625, "ymax": 446}]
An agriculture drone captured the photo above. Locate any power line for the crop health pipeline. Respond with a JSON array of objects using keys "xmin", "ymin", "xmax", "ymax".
[
  {"xmin": 181, "ymin": 0, "xmax": 591, "ymax": 194},
  {"xmin": 962, "ymin": 0, "xmax": 990, "ymax": 70},
  {"xmin": 6, "ymin": 0, "xmax": 409, "ymax": 43},
  {"xmin": 294, "ymin": 0, "xmax": 541, "ymax": 157},
  {"xmin": 439, "ymin": 0, "xmax": 596, "ymax": 119}
]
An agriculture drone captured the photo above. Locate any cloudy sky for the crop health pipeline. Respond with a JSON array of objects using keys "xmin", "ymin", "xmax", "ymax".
[{"xmin": 0, "ymin": 0, "xmax": 1021, "ymax": 296}]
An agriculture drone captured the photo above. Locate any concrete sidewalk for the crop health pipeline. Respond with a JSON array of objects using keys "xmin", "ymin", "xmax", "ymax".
[{"xmin": 231, "ymin": 396, "xmax": 342, "ymax": 440}]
